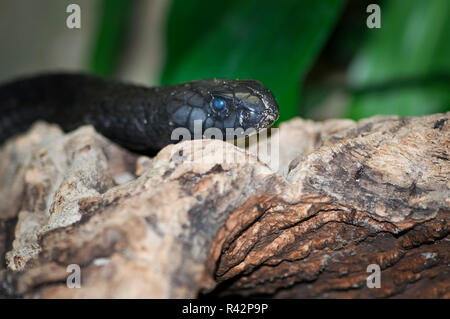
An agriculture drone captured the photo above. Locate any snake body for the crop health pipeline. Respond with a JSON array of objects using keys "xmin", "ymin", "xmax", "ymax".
[{"xmin": 0, "ymin": 73, "xmax": 278, "ymax": 152}]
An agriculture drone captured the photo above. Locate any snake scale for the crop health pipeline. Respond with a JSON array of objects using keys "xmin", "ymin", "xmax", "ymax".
[{"xmin": 0, "ymin": 73, "xmax": 279, "ymax": 152}]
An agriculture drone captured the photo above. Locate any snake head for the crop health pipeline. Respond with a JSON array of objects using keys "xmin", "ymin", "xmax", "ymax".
[{"xmin": 167, "ymin": 78, "xmax": 279, "ymax": 141}]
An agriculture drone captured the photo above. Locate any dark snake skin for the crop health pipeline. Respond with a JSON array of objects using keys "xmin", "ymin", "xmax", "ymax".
[{"xmin": 0, "ymin": 73, "xmax": 279, "ymax": 152}]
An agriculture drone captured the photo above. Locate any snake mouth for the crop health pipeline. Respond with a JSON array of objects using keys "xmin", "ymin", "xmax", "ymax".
[
  {"xmin": 236, "ymin": 110, "xmax": 278, "ymax": 133},
  {"xmin": 252, "ymin": 102, "xmax": 278, "ymax": 130},
  {"xmin": 253, "ymin": 86, "xmax": 279, "ymax": 129},
  {"xmin": 236, "ymin": 93, "xmax": 279, "ymax": 130},
  {"xmin": 262, "ymin": 107, "xmax": 279, "ymax": 127}
]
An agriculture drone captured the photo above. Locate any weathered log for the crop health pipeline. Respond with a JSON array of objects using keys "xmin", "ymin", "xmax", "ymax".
[{"xmin": 0, "ymin": 112, "xmax": 448, "ymax": 298}]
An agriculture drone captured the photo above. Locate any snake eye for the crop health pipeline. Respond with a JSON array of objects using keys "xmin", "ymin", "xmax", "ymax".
[{"xmin": 212, "ymin": 97, "xmax": 226, "ymax": 111}]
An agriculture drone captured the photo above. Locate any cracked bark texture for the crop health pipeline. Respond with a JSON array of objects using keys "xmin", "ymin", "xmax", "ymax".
[{"xmin": 0, "ymin": 112, "xmax": 448, "ymax": 299}]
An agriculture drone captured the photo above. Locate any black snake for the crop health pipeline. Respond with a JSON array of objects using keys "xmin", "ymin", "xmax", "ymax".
[{"xmin": 0, "ymin": 73, "xmax": 279, "ymax": 152}]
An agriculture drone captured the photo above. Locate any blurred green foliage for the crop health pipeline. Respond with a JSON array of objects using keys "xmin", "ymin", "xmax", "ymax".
[
  {"xmin": 161, "ymin": 0, "xmax": 345, "ymax": 123},
  {"xmin": 89, "ymin": 0, "xmax": 448, "ymax": 123},
  {"xmin": 347, "ymin": 0, "xmax": 450, "ymax": 118},
  {"xmin": 90, "ymin": 0, "xmax": 134, "ymax": 76}
]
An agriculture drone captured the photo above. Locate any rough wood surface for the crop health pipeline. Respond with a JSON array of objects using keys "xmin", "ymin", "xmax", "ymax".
[{"xmin": 0, "ymin": 112, "xmax": 448, "ymax": 298}]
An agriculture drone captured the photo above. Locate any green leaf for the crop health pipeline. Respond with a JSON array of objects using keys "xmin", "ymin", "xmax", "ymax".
[
  {"xmin": 90, "ymin": 0, "xmax": 135, "ymax": 76},
  {"xmin": 347, "ymin": 0, "xmax": 450, "ymax": 119},
  {"xmin": 161, "ymin": 0, "xmax": 345, "ymax": 123}
]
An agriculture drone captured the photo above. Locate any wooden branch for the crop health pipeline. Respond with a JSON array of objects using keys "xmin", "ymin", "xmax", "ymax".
[{"xmin": 0, "ymin": 112, "xmax": 448, "ymax": 298}]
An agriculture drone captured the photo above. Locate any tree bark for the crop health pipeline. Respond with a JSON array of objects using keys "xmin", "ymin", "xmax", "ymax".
[{"xmin": 0, "ymin": 113, "xmax": 448, "ymax": 298}]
